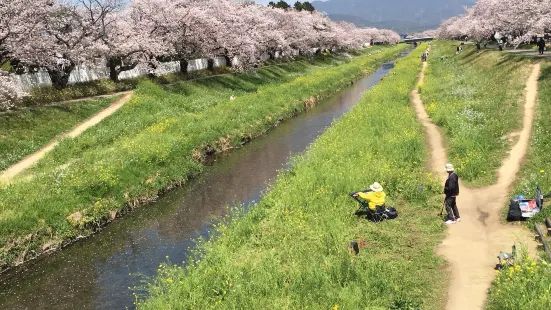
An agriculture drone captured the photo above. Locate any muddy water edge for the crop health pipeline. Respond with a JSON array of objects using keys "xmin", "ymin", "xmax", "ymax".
[{"xmin": 0, "ymin": 56, "xmax": 405, "ymax": 310}]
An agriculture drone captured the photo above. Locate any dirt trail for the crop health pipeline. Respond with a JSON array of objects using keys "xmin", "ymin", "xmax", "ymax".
[
  {"xmin": 412, "ymin": 62, "xmax": 540, "ymax": 310},
  {"xmin": 0, "ymin": 93, "xmax": 133, "ymax": 183}
]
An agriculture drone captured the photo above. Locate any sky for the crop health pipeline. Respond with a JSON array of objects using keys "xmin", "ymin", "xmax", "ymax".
[{"xmin": 255, "ymin": 0, "xmax": 327, "ymax": 5}]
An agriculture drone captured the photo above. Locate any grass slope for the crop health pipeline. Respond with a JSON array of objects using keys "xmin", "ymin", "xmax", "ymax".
[
  {"xmin": 0, "ymin": 97, "xmax": 119, "ymax": 171},
  {"xmin": 485, "ymin": 61, "xmax": 551, "ymax": 310},
  {"xmin": 0, "ymin": 51, "xmax": 371, "ymax": 174},
  {"xmin": 0, "ymin": 45, "xmax": 408, "ymax": 272},
  {"xmin": 421, "ymin": 41, "xmax": 532, "ymax": 186},
  {"xmin": 139, "ymin": 44, "xmax": 448, "ymax": 310},
  {"xmin": 507, "ymin": 62, "xmax": 551, "ymax": 221}
]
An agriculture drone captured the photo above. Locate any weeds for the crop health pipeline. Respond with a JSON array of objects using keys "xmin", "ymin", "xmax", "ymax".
[
  {"xmin": 508, "ymin": 62, "xmax": 551, "ymax": 222},
  {"xmin": 0, "ymin": 96, "xmax": 120, "ymax": 171},
  {"xmin": 486, "ymin": 59, "xmax": 551, "ymax": 310},
  {"xmin": 487, "ymin": 256, "xmax": 551, "ymax": 310},
  {"xmin": 0, "ymin": 45, "xmax": 408, "ymax": 271},
  {"xmin": 138, "ymin": 44, "xmax": 448, "ymax": 309},
  {"xmin": 12, "ymin": 49, "xmax": 384, "ymax": 109},
  {"xmin": 421, "ymin": 41, "xmax": 532, "ymax": 186}
]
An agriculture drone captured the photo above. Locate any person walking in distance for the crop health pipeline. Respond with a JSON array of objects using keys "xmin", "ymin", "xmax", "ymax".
[
  {"xmin": 444, "ymin": 163, "xmax": 460, "ymax": 224},
  {"xmin": 538, "ymin": 37, "xmax": 546, "ymax": 55}
]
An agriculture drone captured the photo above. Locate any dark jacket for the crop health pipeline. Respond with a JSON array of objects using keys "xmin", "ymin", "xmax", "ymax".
[
  {"xmin": 539, "ymin": 39, "xmax": 546, "ymax": 48},
  {"xmin": 444, "ymin": 172, "xmax": 459, "ymax": 197}
]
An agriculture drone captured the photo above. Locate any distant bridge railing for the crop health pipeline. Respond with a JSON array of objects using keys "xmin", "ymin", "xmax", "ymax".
[{"xmin": 403, "ymin": 37, "xmax": 434, "ymax": 44}]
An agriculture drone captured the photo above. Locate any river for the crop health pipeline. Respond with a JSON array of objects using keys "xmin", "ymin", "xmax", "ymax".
[{"xmin": 0, "ymin": 58, "xmax": 401, "ymax": 310}]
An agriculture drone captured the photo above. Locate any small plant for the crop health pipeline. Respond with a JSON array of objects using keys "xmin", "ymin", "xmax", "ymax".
[
  {"xmin": 389, "ymin": 296, "xmax": 421, "ymax": 310},
  {"xmin": 487, "ymin": 257, "xmax": 551, "ymax": 310}
]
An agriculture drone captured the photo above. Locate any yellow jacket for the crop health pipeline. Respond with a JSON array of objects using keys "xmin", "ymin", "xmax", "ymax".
[{"xmin": 358, "ymin": 191, "xmax": 386, "ymax": 210}]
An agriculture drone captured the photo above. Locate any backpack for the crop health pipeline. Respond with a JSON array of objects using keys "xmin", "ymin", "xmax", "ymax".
[
  {"xmin": 385, "ymin": 207, "xmax": 398, "ymax": 219},
  {"xmin": 507, "ymin": 199, "xmax": 522, "ymax": 221}
]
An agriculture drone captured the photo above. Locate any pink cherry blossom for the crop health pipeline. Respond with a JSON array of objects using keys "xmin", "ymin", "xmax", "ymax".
[
  {"xmin": 438, "ymin": 0, "xmax": 551, "ymax": 46},
  {"xmin": 1, "ymin": 0, "xmax": 401, "ymax": 88}
]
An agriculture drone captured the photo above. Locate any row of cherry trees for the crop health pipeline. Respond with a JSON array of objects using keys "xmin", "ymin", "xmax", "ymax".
[
  {"xmin": 437, "ymin": 0, "xmax": 551, "ymax": 45},
  {"xmin": 0, "ymin": 0, "xmax": 399, "ymax": 103}
]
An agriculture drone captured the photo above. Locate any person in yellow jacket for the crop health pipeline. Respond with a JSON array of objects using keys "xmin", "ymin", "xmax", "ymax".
[{"xmin": 353, "ymin": 182, "xmax": 386, "ymax": 211}]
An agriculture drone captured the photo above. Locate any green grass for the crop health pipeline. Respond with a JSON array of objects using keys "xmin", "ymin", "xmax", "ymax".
[
  {"xmin": 485, "ymin": 60, "xmax": 551, "ymax": 310},
  {"xmin": 0, "ymin": 52, "xmax": 360, "ymax": 173},
  {"xmin": 486, "ymin": 254, "xmax": 551, "ymax": 310},
  {"xmin": 0, "ymin": 96, "xmax": 120, "ymax": 171},
  {"xmin": 11, "ymin": 47, "xmax": 384, "ymax": 110},
  {"xmin": 421, "ymin": 40, "xmax": 532, "ymax": 186},
  {"xmin": 485, "ymin": 60, "xmax": 551, "ymax": 309},
  {"xmin": 138, "ymin": 44, "xmax": 448, "ymax": 310},
  {"xmin": 0, "ymin": 45, "xmax": 408, "ymax": 271},
  {"xmin": 506, "ymin": 62, "xmax": 551, "ymax": 221}
]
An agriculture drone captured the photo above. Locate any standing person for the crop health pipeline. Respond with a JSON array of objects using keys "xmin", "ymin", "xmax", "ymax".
[
  {"xmin": 456, "ymin": 46, "xmax": 460, "ymax": 55},
  {"xmin": 476, "ymin": 41, "xmax": 481, "ymax": 52},
  {"xmin": 538, "ymin": 38, "xmax": 546, "ymax": 55},
  {"xmin": 444, "ymin": 163, "xmax": 460, "ymax": 224}
]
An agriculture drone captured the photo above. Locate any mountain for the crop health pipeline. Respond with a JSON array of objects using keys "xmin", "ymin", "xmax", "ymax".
[
  {"xmin": 327, "ymin": 14, "xmax": 437, "ymax": 34},
  {"xmin": 313, "ymin": 0, "xmax": 475, "ymax": 32}
]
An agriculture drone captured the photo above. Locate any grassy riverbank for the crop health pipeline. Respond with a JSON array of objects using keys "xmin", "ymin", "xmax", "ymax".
[
  {"xmin": 0, "ymin": 45, "xmax": 408, "ymax": 272},
  {"xmin": 0, "ymin": 96, "xmax": 120, "ymax": 171},
  {"xmin": 421, "ymin": 41, "xmax": 532, "ymax": 186},
  {"xmin": 1, "ymin": 50, "xmax": 382, "ymax": 175},
  {"xmin": 139, "ymin": 44, "xmax": 449, "ymax": 309},
  {"xmin": 485, "ymin": 61, "xmax": 551, "ymax": 310}
]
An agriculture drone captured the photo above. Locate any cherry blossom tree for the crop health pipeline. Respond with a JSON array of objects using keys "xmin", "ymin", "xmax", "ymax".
[
  {"xmin": 9, "ymin": 0, "xmax": 123, "ymax": 89},
  {"xmin": 438, "ymin": 0, "xmax": 551, "ymax": 47},
  {"xmin": 0, "ymin": 70, "xmax": 26, "ymax": 110},
  {"xmin": 0, "ymin": 0, "xmax": 52, "ymax": 67},
  {"xmin": 2, "ymin": 0, "xmax": 401, "ymax": 89},
  {"xmin": 100, "ymin": 0, "xmax": 176, "ymax": 81}
]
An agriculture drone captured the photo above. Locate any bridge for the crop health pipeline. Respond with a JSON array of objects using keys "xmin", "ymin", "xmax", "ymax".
[{"xmin": 403, "ymin": 37, "xmax": 434, "ymax": 44}]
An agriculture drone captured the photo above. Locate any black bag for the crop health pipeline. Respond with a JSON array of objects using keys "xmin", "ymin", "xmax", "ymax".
[
  {"xmin": 507, "ymin": 199, "xmax": 522, "ymax": 221},
  {"xmin": 385, "ymin": 207, "xmax": 398, "ymax": 219}
]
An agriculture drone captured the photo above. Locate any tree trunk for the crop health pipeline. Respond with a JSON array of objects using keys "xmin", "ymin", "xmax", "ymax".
[
  {"xmin": 108, "ymin": 59, "xmax": 120, "ymax": 83},
  {"xmin": 224, "ymin": 55, "xmax": 232, "ymax": 68},
  {"xmin": 47, "ymin": 63, "xmax": 75, "ymax": 90},
  {"xmin": 180, "ymin": 59, "xmax": 189, "ymax": 73},
  {"xmin": 107, "ymin": 57, "xmax": 138, "ymax": 83},
  {"xmin": 207, "ymin": 58, "xmax": 215, "ymax": 70}
]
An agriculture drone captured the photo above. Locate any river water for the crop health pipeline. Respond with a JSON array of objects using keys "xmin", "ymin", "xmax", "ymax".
[{"xmin": 0, "ymin": 60, "xmax": 398, "ymax": 310}]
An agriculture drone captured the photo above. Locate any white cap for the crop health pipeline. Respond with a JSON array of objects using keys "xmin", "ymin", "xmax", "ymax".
[{"xmin": 370, "ymin": 182, "xmax": 383, "ymax": 192}]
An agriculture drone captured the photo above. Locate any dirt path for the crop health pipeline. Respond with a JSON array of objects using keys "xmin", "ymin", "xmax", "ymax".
[
  {"xmin": 0, "ymin": 93, "xmax": 133, "ymax": 183},
  {"xmin": 412, "ymin": 62, "xmax": 540, "ymax": 310}
]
